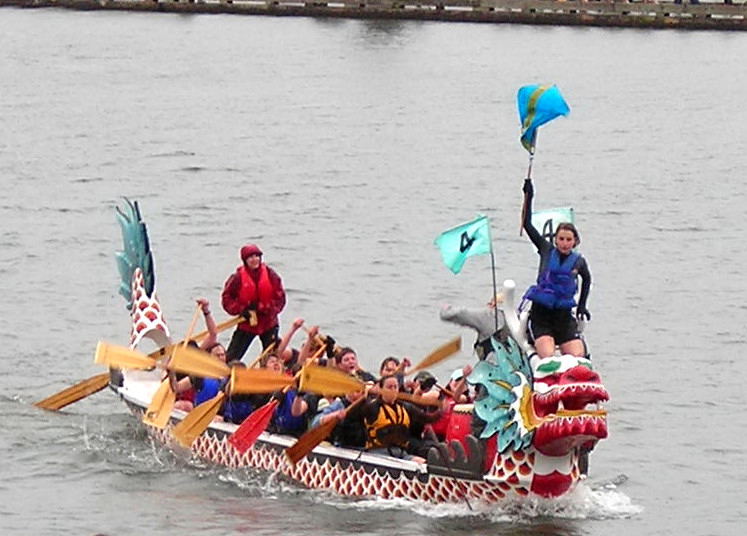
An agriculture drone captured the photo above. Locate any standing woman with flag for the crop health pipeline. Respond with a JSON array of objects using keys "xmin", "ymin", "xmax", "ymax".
[{"xmin": 521, "ymin": 179, "xmax": 591, "ymax": 358}]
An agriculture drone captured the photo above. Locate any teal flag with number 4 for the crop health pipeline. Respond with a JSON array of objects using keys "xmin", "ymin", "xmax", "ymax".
[{"xmin": 434, "ymin": 215, "xmax": 492, "ymax": 274}]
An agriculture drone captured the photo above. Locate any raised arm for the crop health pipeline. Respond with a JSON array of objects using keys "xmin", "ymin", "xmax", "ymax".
[
  {"xmin": 196, "ymin": 298, "xmax": 218, "ymax": 350},
  {"xmin": 522, "ymin": 179, "xmax": 546, "ymax": 251},
  {"xmin": 276, "ymin": 318, "xmax": 304, "ymax": 364}
]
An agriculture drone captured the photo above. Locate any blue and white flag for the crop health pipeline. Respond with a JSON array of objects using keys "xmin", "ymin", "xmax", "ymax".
[{"xmin": 518, "ymin": 84, "xmax": 570, "ymax": 154}]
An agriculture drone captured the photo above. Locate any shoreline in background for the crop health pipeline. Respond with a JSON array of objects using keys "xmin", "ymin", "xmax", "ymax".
[{"xmin": 2, "ymin": 0, "xmax": 745, "ymax": 31}]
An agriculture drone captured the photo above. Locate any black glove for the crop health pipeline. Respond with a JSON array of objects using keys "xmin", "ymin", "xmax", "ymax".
[
  {"xmin": 241, "ymin": 302, "xmax": 258, "ymax": 319},
  {"xmin": 576, "ymin": 306, "xmax": 591, "ymax": 321},
  {"xmin": 271, "ymin": 390, "xmax": 284, "ymax": 403},
  {"xmin": 522, "ymin": 178, "xmax": 534, "ymax": 197},
  {"xmin": 325, "ymin": 335, "xmax": 336, "ymax": 358}
]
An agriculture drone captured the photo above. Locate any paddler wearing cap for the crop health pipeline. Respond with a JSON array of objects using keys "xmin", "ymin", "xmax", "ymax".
[{"xmin": 221, "ymin": 244, "xmax": 287, "ymax": 362}]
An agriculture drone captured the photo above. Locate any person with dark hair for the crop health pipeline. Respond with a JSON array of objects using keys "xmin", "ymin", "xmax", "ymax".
[
  {"xmin": 221, "ymin": 244, "xmax": 286, "ymax": 362},
  {"xmin": 378, "ymin": 356, "xmax": 411, "ymax": 390},
  {"xmin": 334, "ymin": 347, "xmax": 376, "ymax": 383},
  {"xmin": 521, "ymin": 178, "xmax": 592, "ymax": 358},
  {"xmin": 361, "ymin": 376, "xmax": 440, "ymax": 463}
]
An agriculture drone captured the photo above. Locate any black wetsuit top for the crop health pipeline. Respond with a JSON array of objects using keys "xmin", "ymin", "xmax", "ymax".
[{"xmin": 523, "ymin": 190, "xmax": 591, "ymax": 314}]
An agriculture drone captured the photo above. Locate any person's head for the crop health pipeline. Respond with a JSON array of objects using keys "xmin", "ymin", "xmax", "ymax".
[
  {"xmin": 240, "ymin": 244, "xmax": 263, "ymax": 270},
  {"xmin": 262, "ymin": 352, "xmax": 283, "ymax": 373},
  {"xmin": 206, "ymin": 343, "xmax": 227, "ymax": 363},
  {"xmin": 414, "ymin": 371, "xmax": 436, "ymax": 392},
  {"xmin": 554, "ymin": 223, "xmax": 580, "ymax": 254},
  {"xmin": 379, "ymin": 375, "xmax": 400, "ymax": 404},
  {"xmin": 334, "ymin": 347, "xmax": 358, "ymax": 374},
  {"xmin": 379, "ymin": 356, "xmax": 400, "ymax": 376}
]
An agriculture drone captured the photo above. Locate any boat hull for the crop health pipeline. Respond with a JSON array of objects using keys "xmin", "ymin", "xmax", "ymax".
[{"xmin": 114, "ymin": 372, "xmax": 582, "ymax": 504}]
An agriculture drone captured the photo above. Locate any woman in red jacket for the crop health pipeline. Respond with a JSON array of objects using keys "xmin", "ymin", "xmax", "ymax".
[{"xmin": 221, "ymin": 244, "xmax": 286, "ymax": 361}]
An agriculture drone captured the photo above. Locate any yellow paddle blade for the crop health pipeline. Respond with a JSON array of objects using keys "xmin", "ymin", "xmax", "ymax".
[
  {"xmin": 285, "ymin": 418, "xmax": 337, "ymax": 466},
  {"xmin": 146, "ymin": 316, "xmax": 245, "ymax": 360},
  {"xmin": 298, "ymin": 364, "xmax": 364, "ymax": 397},
  {"xmin": 171, "ymin": 391, "xmax": 226, "ymax": 448},
  {"xmin": 169, "ymin": 345, "xmax": 230, "ymax": 379},
  {"xmin": 94, "ymin": 341, "xmax": 156, "ymax": 370},
  {"xmin": 142, "ymin": 379, "xmax": 176, "ymax": 429},
  {"xmin": 34, "ymin": 373, "xmax": 110, "ymax": 411},
  {"xmin": 407, "ymin": 336, "xmax": 462, "ymax": 376},
  {"xmin": 229, "ymin": 368, "xmax": 295, "ymax": 394}
]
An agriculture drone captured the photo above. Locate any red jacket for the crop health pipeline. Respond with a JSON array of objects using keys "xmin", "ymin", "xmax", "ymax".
[{"xmin": 221, "ymin": 264, "xmax": 286, "ymax": 334}]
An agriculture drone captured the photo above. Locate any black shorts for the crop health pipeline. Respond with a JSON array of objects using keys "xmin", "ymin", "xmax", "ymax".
[{"xmin": 528, "ymin": 305, "xmax": 580, "ymax": 345}]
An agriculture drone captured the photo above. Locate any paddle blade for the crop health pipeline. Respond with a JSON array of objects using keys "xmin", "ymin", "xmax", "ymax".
[
  {"xmin": 172, "ymin": 391, "xmax": 226, "ymax": 448},
  {"xmin": 408, "ymin": 336, "xmax": 462, "ymax": 376},
  {"xmin": 142, "ymin": 379, "xmax": 176, "ymax": 429},
  {"xmin": 169, "ymin": 345, "xmax": 230, "ymax": 379},
  {"xmin": 34, "ymin": 373, "xmax": 110, "ymax": 411},
  {"xmin": 95, "ymin": 341, "xmax": 156, "ymax": 370},
  {"xmin": 230, "ymin": 368, "xmax": 295, "ymax": 394},
  {"xmin": 298, "ymin": 364, "xmax": 364, "ymax": 397},
  {"xmin": 228, "ymin": 400, "xmax": 279, "ymax": 453},
  {"xmin": 285, "ymin": 418, "xmax": 337, "ymax": 466}
]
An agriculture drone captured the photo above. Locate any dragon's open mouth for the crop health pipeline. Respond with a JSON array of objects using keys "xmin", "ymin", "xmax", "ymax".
[{"xmin": 531, "ymin": 382, "xmax": 609, "ymax": 456}]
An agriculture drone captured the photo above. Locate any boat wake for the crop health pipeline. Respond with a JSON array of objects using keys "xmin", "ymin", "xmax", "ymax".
[{"xmin": 315, "ymin": 475, "xmax": 641, "ymax": 521}]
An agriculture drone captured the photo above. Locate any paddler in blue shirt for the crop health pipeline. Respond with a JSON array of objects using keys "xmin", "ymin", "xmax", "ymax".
[{"xmin": 522, "ymin": 178, "xmax": 592, "ymax": 358}]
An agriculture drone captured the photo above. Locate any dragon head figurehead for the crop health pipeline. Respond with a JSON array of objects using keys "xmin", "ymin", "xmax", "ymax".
[
  {"xmin": 445, "ymin": 280, "xmax": 609, "ymax": 497},
  {"xmin": 530, "ymin": 353, "xmax": 608, "ymax": 456}
]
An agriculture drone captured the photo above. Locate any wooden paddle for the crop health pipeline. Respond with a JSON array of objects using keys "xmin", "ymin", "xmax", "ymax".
[
  {"xmin": 227, "ymin": 367, "xmax": 305, "ymax": 453},
  {"xmin": 94, "ymin": 341, "xmax": 157, "ymax": 370},
  {"xmin": 35, "ymin": 316, "xmax": 243, "ymax": 412},
  {"xmin": 150, "ymin": 316, "xmax": 244, "ymax": 360},
  {"xmin": 143, "ymin": 304, "xmax": 202, "ymax": 429},
  {"xmin": 247, "ymin": 341, "xmax": 277, "ymax": 369},
  {"xmin": 34, "ymin": 373, "xmax": 110, "ymax": 411},
  {"xmin": 171, "ymin": 391, "xmax": 227, "ymax": 448},
  {"xmin": 404, "ymin": 336, "xmax": 462, "ymax": 377},
  {"xmin": 169, "ymin": 365, "xmax": 298, "ymax": 449},
  {"xmin": 142, "ymin": 378, "xmax": 176, "ymax": 429},
  {"xmin": 229, "ymin": 367, "xmax": 295, "ymax": 394},
  {"xmin": 169, "ymin": 345, "xmax": 231, "ymax": 379},
  {"xmin": 285, "ymin": 396, "xmax": 365, "ymax": 466},
  {"xmin": 298, "ymin": 364, "xmax": 364, "ymax": 397}
]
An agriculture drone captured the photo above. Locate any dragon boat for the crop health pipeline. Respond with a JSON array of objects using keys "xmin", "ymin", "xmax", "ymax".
[{"xmin": 107, "ymin": 199, "xmax": 609, "ymax": 503}]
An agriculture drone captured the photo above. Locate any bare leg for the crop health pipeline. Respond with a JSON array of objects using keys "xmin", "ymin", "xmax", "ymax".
[
  {"xmin": 534, "ymin": 335, "xmax": 557, "ymax": 358},
  {"xmin": 559, "ymin": 338, "xmax": 586, "ymax": 357}
]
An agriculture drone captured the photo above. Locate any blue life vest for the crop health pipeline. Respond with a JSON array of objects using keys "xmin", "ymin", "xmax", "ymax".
[
  {"xmin": 272, "ymin": 390, "xmax": 306, "ymax": 433},
  {"xmin": 223, "ymin": 396, "xmax": 255, "ymax": 425},
  {"xmin": 195, "ymin": 377, "xmax": 223, "ymax": 406},
  {"xmin": 526, "ymin": 249, "xmax": 580, "ymax": 310}
]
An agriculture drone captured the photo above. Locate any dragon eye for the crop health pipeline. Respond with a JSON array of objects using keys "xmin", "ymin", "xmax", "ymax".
[{"xmin": 536, "ymin": 360, "xmax": 561, "ymax": 374}]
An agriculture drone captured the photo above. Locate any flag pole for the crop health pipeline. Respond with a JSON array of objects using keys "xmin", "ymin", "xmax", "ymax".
[
  {"xmin": 519, "ymin": 133, "xmax": 537, "ymax": 237},
  {"xmin": 489, "ymin": 250, "xmax": 500, "ymax": 332},
  {"xmin": 486, "ymin": 219, "xmax": 500, "ymax": 332}
]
